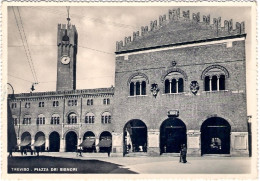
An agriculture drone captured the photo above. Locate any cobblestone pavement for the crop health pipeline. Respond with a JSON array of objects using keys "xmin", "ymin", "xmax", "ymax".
[{"xmin": 11, "ymin": 152, "xmax": 252, "ymax": 174}]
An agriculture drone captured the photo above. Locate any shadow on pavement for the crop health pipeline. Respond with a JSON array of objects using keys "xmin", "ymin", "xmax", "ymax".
[{"xmin": 8, "ymin": 156, "xmax": 137, "ymax": 174}]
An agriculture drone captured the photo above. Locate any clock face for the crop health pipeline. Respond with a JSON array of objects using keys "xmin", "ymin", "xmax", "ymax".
[{"xmin": 61, "ymin": 56, "xmax": 71, "ymax": 64}]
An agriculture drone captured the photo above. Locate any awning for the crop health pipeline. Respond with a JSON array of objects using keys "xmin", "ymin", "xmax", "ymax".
[
  {"xmin": 18, "ymin": 136, "xmax": 31, "ymax": 146},
  {"xmin": 79, "ymin": 139, "xmax": 95, "ymax": 148},
  {"xmin": 97, "ymin": 139, "xmax": 112, "ymax": 147},
  {"xmin": 31, "ymin": 136, "xmax": 45, "ymax": 147}
]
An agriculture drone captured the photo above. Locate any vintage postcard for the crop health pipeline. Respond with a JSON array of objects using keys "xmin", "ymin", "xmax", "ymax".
[{"xmin": 1, "ymin": 0, "xmax": 258, "ymax": 180}]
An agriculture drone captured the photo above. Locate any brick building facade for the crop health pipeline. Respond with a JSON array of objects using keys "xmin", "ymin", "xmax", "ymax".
[{"xmin": 8, "ymin": 8, "xmax": 249, "ymax": 156}]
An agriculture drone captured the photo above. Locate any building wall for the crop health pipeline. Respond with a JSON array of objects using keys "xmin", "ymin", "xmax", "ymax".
[
  {"xmin": 9, "ymin": 89, "xmax": 115, "ymax": 152},
  {"xmin": 113, "ymin": 38, "xmax": 248, "ymax": 156}
]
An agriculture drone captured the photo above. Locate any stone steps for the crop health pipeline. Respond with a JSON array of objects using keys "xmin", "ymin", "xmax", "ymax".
[{"xmin": 124, "ymin": 152, "xmax": 148, "ymax": 157}]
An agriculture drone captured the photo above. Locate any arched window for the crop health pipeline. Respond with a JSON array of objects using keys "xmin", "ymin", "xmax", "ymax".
[
  {"xmin": 101, "ymin": 112, "xmax": 111, "ymax": 124},
  {"xmin": 85, "ymin": 113, "xmax": 95, "ymax": 124},
  {"xmin": 205, "ymin": 76, "xmax": 210, "ymax": 91},
  {"xmin": 68, "ymin": 112, "xmax": 77, "ymax": 124},
  {"xmin": 136, "ymin": 82, "xmax": 140, "ymax": 95},
  {"xmin": 51, "ymin": 114, "xmax": 60, "ymax": 124},
  {"xmin": 164, "ymin": 72, "xmax": 185, "ymax": 94},
  {"xmin": 165, "ymin": 79, "xmax": 170, "ymax": 93},
  {"xmin": 219, "ymin": 75, "xmax": 225, "ymax": 90},
  {"xmin": 23, "ymin": 115, "xmax": 31, "ymax": 125},
  {"xmin": 212, "ymin": 75, "xmax": 218, "ymax": 91},
  {"xmin": 178, "ymin": 78, "xmax": 184, "ymax": 93},
  {"xmin": 130, "ymin": 82, "xmax": 135, "ymax": 96},
  {"xmin": 129, "ymin": 74, "xmax": 148, "ymax": 96},
  {"xmin": 202, "ymin": 66, "xmax": 228, "ymax": 91},
  {"xmin": 141, "ymin": 81, "xmax": 146, "ymax": 95},
  {"xmin": 37, "ymin": 114, "xmax": 45, "ymax": 125}
]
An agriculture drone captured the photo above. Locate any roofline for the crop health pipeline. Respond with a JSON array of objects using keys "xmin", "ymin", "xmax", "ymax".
[{"xmin": 115, "ymin": 34, "xmax": 247, "ymax": 55}]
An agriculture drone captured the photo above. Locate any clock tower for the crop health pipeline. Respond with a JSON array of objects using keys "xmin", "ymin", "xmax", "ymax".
[{"xmin": 56, "ymin": 23, "xmax": 78, "ymax": 91}]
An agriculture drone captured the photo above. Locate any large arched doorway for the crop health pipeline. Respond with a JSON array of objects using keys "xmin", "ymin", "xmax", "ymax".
[
  {"xmin": 123, "ymin": 119, "xmax": 147, "ymax": 155},
  {"xmin": 33, "ymin": 132, "xmax": 45, "ymax": 151},
  {"xmin": 49, "ymin": 131, "xmax": 60, "ymax": 152},
  {"xmin": 65, "ymin": 131, "xmax": 78, "ymax": 152},
  {"xmin": 201, "ymin": 117, "xmax": 231, "ymax": 155},
  {"xmin": 80, "ymin": 131, "xmax": 96, "ymax": 152},
  {"xmin": 19, "ymin": 132, "xmax": 31, "ymax": 151},
  {"xmin": 160, "ymin": 118, "xmax": 187, "ymax": 154},
  {"xmin": 98, "ymin": 131, "xmax": 112, "ymax": 153}
]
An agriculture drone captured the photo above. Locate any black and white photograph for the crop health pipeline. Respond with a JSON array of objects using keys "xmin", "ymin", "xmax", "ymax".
[{"xmin": 1, "ymin": 1, "xmax": 257, "ymax": 179}]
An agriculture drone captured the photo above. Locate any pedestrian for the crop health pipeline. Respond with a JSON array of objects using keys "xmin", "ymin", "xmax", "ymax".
[
  {"xmin": 179, "ymin": 145, "xmax": 183, "ymax": 163},
  {"xmin": 9, "ymin": 148, "xmax": 13, "ymax": 157},
  {"xmin": 30, "ymin": 149, "xmax": 33, "ymax": 155},
  {"xmin": 181, "ymin": 144, "xmax": 187, "ymax": 163},
  {"xmin": 36, "ymin": 148, "xmax": 39, "ymax": 156},
  {"xmin": 21, "ymin": 149, "xmax": 23, "ymax": 156},
  {"xmin": 107, "ymin": 147, "xmax": 111, "ymax": 157}
]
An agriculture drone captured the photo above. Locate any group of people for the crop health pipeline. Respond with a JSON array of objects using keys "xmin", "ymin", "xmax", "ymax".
[{"xmin": 8, "ymin": 147, "xmax": 42, "ymax": 157}]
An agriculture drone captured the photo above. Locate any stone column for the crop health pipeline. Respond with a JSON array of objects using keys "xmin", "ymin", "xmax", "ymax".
[
  {"xmin": 147, "ymin": 129, "xmax": 160, "ymax": 156},
  {"xmin": 95, "ymin": 138, "xmax": 99, "ymax": 152},
  {"xmin": 60, "ymin": 138, "xmax": 65, "ymax": 152},
  {"xmin": 45, "ymin": 137, "xmax": 49, "ymax": 151},
  {"xmin": 176, "ymin": 80, "xmax": 179, "ymax": 93},
  {"xmin": 187, "ymin": 130, "xmax": 201, "ymax": 156},
  {"xmin": 77, "ymin": 138, "xmax": 82, "ymax": 150},
  {"xmin": 17, "ymin": 137, "xmax": 21, "ymax": 150},
  {"xmin": 169, "ymin": 80, "xmax": 172, "ymax": 93},
  {"xmin": 209, "ymin": 77, "xmax": 212, "ymax": 91},
  {"xmin": 31, "ymin": 138, "xmax": 35, "ymax": 150},
  {"xmin": 217, "ymin": 76, "xmax": 220, "ymax": 91}
]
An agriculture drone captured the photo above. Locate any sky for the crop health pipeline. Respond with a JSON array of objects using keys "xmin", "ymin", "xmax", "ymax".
[{"xmin": 7, "ymin": 6, "xmax": 252, "ymax": 94}]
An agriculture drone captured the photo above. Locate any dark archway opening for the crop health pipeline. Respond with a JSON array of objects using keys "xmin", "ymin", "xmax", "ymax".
[
  {"xmin": 34, "ymin": 132, "xmax": 45, "ymax": 151},
  {"xmin": 201, "ymin": 117, "xmax": 231, "ymax": 155},
  {"xmin": 160, "ymin": 118, "xmax": 187, "ymax": 154},
  {"xmin": 65, "ymin": 131, "xmax": 77, "ymax": 152},
  {"xmin": 82, "ymin": 131, "xmax": 96, "ymax": 152},
  {"xmin": 20, "ymin": 132, "xmax": 31, "ymax": 151},
  {"xmin": 98, "ymin": 131, "xmax": 112, "ymax": 153},
  {"xmin": 123, "ymin": 119, "xmax": 147, "ymax": 155},
  {"xmin": 49, "ymin": 132, "xmax": 60, "ymax": 152}
]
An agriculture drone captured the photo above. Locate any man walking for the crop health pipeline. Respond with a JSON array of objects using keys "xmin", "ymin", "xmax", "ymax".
[{"xmin": 181, "ymin": 144, "xmax": 187, "ymax": 163}]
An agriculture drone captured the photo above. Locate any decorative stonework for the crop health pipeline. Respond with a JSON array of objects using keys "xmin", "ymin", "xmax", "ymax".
[
  {"xmin": 161, "ymin": 67, "xmax": 188, "ymax": 82},
  {"xmin": 127, "ymin": 72, "xmax": 149, "ymax": 85},
  {"xmin": 190, "ymin": 81, "xmax": 199, "ymax": 95},
  {"xmin": 201, "ymin": 65, "xmax": 229, "ymax": 80},
  {"xmin": 116, "ymin": 8, "xmax": 246, "ymax": 52}
]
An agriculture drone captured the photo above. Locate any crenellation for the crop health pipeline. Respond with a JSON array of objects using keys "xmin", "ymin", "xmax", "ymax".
[
  {"xmin": 213, "ymin": 17, "xmax": 221, "ymax": 28},
  {"xmin": 61, "ymin": 24, "xmax": 66, "ymax": 29},
  {"xmin": 124, "ymin": 36, "xmax": 132, "ymax": 45},
  {"xmin": 169, "ymin": 8, "xmax": 180, "ymax": 21},
  {"xmin": 133, "ymin": 31, "xmax": 140, "ymax": 41},
  {"xmin": 182, "ymin": 10, "xmax": 190, "ymax": 20},
  {"xmin": 159, "ymin": 14, "xmax": 167, "ymax": 26},
  {"xmin": 224, "ymin": 19, "xmax": 233, "ymax": 33},
  {"xmin": 203, "ymin": 15, "xmax": 210, "ymax": 25},
  {"xmin": 150, "ymin": 20, "xmax": 157, "ymax": 31},
  {"xmin": 241, "ymin": 22, "xmax": 245, "ymax": 34},
  {"xmin": 192, "ymin": 12, "xmax": 200, "ymax": 22},
  {"xmin": 141, "ymin": 26, "xmax": 149, "ymax": 36},
  {"xmin": 115, "ymin": 9, "xmax": 246, "ymax": 52}
]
